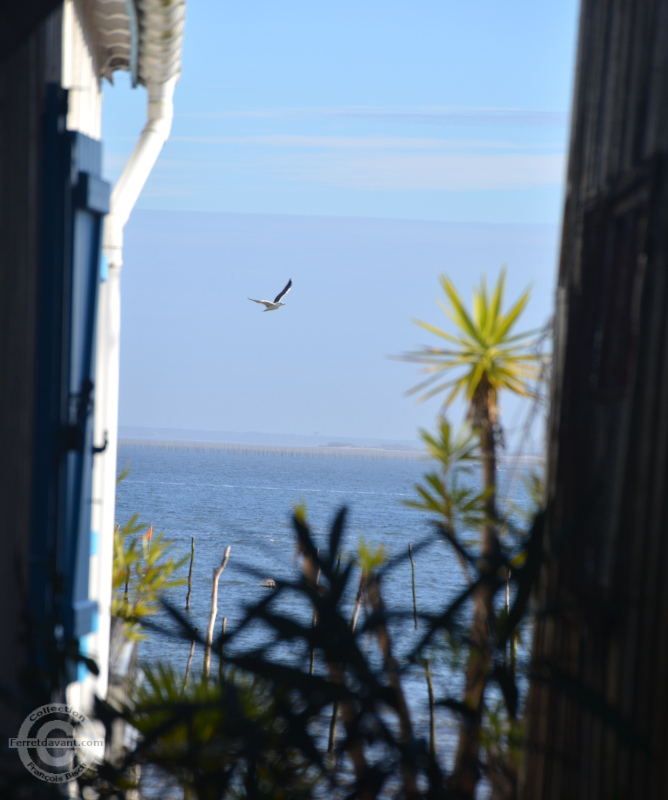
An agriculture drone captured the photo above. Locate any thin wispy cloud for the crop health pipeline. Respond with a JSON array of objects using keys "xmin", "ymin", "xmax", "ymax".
[
  {"xmin": 104, "ymin": 119, "xmax": 567, "ymax": 197},
  {"xmin": 177, "ymin": 105, "xmax": 569, "ymax": 127},
  {"xmin": 107, "ymin": 149, "xmax": 566, "ymax": 194},
  {"xmin": 282, "ymin": 151, "xmax": 566, "ymax": 191},
  {"xmin": 170, "ymin": 134, "xmax": 564, "ymax": 152}
]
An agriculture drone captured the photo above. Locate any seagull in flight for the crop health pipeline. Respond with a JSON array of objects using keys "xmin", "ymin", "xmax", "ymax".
[{"xmin": 248, "ymin": 278, "xmax": 293, "ymax": 311}]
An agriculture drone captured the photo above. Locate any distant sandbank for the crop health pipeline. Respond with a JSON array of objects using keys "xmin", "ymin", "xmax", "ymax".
[
  {"xmin": 118, "ymin": 439, "xmax": 427, "ymax": 460},
  {"xmin": 118, "ymin": 438, "xmax": 545, "ymax": 465}
]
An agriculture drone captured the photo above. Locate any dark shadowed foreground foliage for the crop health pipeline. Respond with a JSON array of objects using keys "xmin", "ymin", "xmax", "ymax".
[{"xmin": 83, "ymin": 500, "xmax": 545, "ymax": 800}]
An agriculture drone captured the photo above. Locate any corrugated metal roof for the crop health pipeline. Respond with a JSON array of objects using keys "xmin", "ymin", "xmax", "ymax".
[
  {"xmin": 93, "ymin": 0, "xmax": 134, "ymax": 81},
  {"xmin": 136, "ymin": 0, "xmax": 185, "ymax": 86},
  {"xmin": 91, "ymin": 0, "xmax": 184, "ymax": 85}
]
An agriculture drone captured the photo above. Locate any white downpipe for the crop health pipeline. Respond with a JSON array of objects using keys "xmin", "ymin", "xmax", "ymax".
[
  {"xmin": 85, "ymin": 75, "xmax": 177, "ymax": 706},
  {"xmin": 103, "ymin": 75, "xmax": 178, "ymax": 262}
]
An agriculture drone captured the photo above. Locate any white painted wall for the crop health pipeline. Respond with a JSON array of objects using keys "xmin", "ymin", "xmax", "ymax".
[
  {"xmin": 61, "ymin": 0, "xmax": 107, "ymax": 713},
  {"xmin": 62, "ymin": 0, "xmax": 102, "ymax": 139}
]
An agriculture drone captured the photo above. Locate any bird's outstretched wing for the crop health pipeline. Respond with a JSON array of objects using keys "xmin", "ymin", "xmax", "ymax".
[
  {"xmin": 248, "ymin": 298, "xmax": 273, "ymax": 307},
  {"xmin": 273, "ymin": 278, "xmax": 292, "ymax": 303}
]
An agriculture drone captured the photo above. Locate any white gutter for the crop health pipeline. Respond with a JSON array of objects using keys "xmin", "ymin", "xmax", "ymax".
[{"xmin": 87, "ymin": 74, "xmax": 177, "ymax": 704}]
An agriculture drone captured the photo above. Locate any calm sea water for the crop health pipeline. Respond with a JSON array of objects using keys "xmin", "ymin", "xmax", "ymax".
[
  {"xmin": 115, "ymin": 445, "xmax": 470, "ymax": 656},
  {"xmin": 114, "ymin": 442, "xmax": 537, "ymax": 778}
]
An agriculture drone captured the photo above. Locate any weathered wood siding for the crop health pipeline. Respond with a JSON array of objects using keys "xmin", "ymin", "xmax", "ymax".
[{"xmin": 523, "ymin": 1, "xmax": 668, "ymax": 797}]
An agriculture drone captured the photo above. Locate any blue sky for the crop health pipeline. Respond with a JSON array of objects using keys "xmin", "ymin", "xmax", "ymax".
[{"xmin": 102, "ymin": 0, "xmax": 580, "ymax": 446}]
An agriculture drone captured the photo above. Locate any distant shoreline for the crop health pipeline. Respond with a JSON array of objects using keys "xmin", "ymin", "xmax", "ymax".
[{"xmin": 118, "ymin": 438, "xmax": 545, "ymax": 465}]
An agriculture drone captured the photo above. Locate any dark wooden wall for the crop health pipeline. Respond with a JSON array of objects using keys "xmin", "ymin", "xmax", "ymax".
[
  {"xmin": 523, "ymin": 1, "xmax": 668, "ymax": 797},
  {"xmin": 0, "ymin": 3, "xmax": 62, "ymax": 754}
]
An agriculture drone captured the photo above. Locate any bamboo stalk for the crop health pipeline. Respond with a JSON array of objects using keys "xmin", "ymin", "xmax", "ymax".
[
  {"xmin": 507, "ymin": 568, "xmax": 516, "ymax": 678},
  {"xmin": 183, "ymin": 626, "xmax": 199, "ymax": 690},
  {"xmin": 367, "ymin": 573, "xmax": 419, "ymax": 799},
  {"xmin": 327, "ymin": 703, "xmax": 339, "ymax": 755},
  {"xmin": 327, "ymin": 658, "xmax": 372, "ymax": 796},
  {"xmin": 301, "ymin": 547, "xmax": 371, "ymax": 785},
  {"xmin": 409, "ymin": 542, "xmax": 418, "ymax": 630},
  {"xmin": 310, "ymin": 549, "xmax": 321, "ymax": 676},
  {"xmin": 185, "ymin": 536, "xmax": 195, "ymax": 611},
  {"xmin": 350, "ymin": 572, "xmax": 366, "ymax": 633},
  {"xmin": 328, "ymin": 572, "xmax": 367, "ymax": 754},
  {"xmin": 317, "ymin": 559, "xmax": 372, "ymax": 796},
  {"xmin": 203, "ymin": 546, "xmax": 231, "ymax": 679},
  {"xmin": 426, "ymin": 658, "xmax": 436, "ymax": 758},
  {"xmin": 326, "ymin": 556, "xmax": 342, "ymax": 753}
]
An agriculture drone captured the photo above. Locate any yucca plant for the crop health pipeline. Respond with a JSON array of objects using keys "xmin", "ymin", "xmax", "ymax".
[
  {"xmin": 402, "ymin": 269, "xmax": 543, "ymax": 556},
  {"xmin": 407, "ymin": 271, "xmax": 540, "ymax": 401},
  {"xmin": 404, "ymin": 269, "xmax": 542, "ymax": 509},
  {"xmin": 400, "ymin": 269, "xmax": 544, "ymax": 798},
  {"xmin": 404, "ymin": 419, "xmax": 488, "ymax": 580}
]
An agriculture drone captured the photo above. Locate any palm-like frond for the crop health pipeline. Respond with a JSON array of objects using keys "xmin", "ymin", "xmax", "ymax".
[{"xmin": 400, "ymin": 269, "xmax": 544, "ymax": 410}]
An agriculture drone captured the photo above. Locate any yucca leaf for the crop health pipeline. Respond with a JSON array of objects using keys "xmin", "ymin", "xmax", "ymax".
[
  {"xmin": 412, "ymin": 318, "xmax": 463, "ymax": 343},
  {"xmin": 440, "ymin": 276, "xmax": 480, "ymax": 343},
  {"xmin": 495, "ymin": 288, "xmax": 531, "ymax": 339}
]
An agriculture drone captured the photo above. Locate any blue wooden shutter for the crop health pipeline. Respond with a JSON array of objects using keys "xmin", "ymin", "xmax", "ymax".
[
  {"xmin": 64, "ymin": 142, "xmax": 110, "ymax": 639},
  {"xmin": 31, "ymin": 86, "xmax": 110, "ymax": 674}
]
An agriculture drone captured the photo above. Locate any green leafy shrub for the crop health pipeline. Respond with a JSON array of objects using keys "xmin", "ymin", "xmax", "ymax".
[{"xmin": 112, "ymin": 513, "xmax": 187, "ymax": 639}]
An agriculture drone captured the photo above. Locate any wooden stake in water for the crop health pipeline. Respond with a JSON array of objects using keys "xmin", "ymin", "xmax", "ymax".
[
  {"xmin": 204, "ymin": 546, "xmax": 231, "ymax": 679},
  {"xmin": 186, "ymin": 536, "xmax": 195, "ymax": 611},
  {"xmin": 409, "ymin": 542, "xmax": 418, "ymax": 630},
  {"xmin": 123, "ymin": 567, "xmax": 130, "ymax": 609},
  {"xmin": 184, "ymin": 626, "xmax": 199, "ymax": 691}
]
